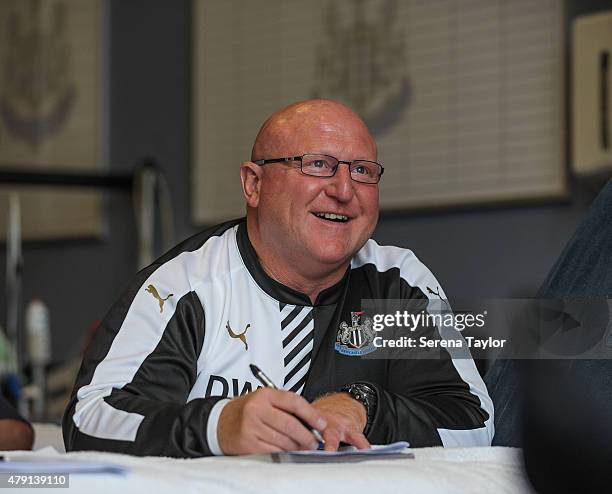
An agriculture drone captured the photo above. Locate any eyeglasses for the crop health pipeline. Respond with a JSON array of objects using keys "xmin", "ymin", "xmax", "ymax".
[{"xmin": 253, "ymin": 154, "xmax": 384, "ymax": 184}]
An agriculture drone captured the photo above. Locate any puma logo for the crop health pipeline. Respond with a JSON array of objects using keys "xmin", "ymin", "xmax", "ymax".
[
  {"xmin": 145, "ymin": 284, "xmax": 174, "ymax": 313},
  {"xmin": 426, "ymin": 285, "xmax": 449, "ymax": 309},
  {"xmin": 226, "ymin": 321, "xmax": 250, "ymax": 351},
  {"xmin": 427, "ymin": 286, "xmax": 441, "ymax": 298}
]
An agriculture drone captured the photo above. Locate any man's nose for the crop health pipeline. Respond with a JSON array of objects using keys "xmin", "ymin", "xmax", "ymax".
[{"xmin": 325, "ymin": 163, "xmax": 355, "ymax": 202}]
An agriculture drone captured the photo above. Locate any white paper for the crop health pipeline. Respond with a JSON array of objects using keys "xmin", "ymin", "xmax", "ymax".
[{"xmin": 288, "ymin": 441, "xmax": 410, "ymax": 456}]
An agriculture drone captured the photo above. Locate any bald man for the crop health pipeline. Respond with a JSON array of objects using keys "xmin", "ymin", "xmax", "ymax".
[{"xmin": 63, "ymin": 100, "xmax": 493, "ymax": 457}]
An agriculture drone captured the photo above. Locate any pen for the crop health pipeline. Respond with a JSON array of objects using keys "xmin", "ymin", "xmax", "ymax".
[{"xmin": 249, "ymin": 363, "xmax": 326, "ymax": 446}]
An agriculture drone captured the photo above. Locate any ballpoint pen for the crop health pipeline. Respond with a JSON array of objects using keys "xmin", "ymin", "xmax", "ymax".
[{"xmin": 249, "ymin": 363, "xmax": 326, "ymax": 446}]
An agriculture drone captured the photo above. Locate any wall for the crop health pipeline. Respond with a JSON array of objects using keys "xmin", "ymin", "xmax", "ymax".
[{"xmin": 0, "ymin": 0, "xmax": 610, "ymax": 363}]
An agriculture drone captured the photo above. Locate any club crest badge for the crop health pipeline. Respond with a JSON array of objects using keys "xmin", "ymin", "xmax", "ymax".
[
  {"xmin": 312, "ymin": 0, "xmax": 411, "ymax": 137},
  {"xmin": 335, "ymin": 311, "xmax": 376, "ymax": 356},
  {"xmin": 0, "ymin": 0, "xmax": 76, "ymax": 148}
]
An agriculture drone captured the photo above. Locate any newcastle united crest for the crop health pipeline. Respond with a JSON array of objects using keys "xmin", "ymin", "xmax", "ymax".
[
  {"xmin": 335, "ymin": 311, "xmax": 376, "ymax": 356},
  {"xmin": 312, "ymin": 0, "xmax": 411, "ymax": 137},
  {"xmin": 0, "ymin": 0, "xmax": 76, "ymax": 148}
]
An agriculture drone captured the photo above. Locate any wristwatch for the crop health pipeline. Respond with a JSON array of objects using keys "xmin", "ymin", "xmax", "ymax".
[{"xmin": 340, "ymin": 382, "xmax": 378, "ymax": 436}]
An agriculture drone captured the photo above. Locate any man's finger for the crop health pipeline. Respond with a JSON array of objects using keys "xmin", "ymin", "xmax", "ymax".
[
  {"xmin": 322, "ymin": 429, "xmax": 341, "ymax": 451},
  {"xmin": 250, "ymin": 435, "xmax": 285, "ymax": 454},
  {"xmin": 261, "ymin": 407, "xmax": 319, "ymax": 450},
  {"xmin": 343, "ymin": 429, "xmax": 370, "ymax": 450},
  {"xmin": 255, "ymin": 422, "xmax": 302, "ymax": 452},
  {"xmin": 268, "ymin": 390, "xmax": 327, "ymax": 432}
]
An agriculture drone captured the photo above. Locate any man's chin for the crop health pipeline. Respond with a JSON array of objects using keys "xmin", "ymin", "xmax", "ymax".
[{"xmin": 309, "ymin": 244, "xmax": 358, "ymax": 268}]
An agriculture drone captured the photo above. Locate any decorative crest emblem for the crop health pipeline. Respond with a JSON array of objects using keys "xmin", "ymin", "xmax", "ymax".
[
  {"xmin": 312, "ymin": 0, "xmax": 411, "ymax": 136},
  {"xmin": 335, "ymin": 311, "xmax": 376, "ymax": 356},
  {"xmin": 0, "ymin": 0, "xmax": 76, "ymax": 147}
]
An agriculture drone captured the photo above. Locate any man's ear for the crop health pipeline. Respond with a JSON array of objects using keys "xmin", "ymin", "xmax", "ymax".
[{"xmin": 240, "ymin": 161, "xmax": 262, "ymax": 208}]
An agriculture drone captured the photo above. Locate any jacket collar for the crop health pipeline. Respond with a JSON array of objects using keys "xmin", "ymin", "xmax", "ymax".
[{"xmin": 236, "ymin": 219, "xmax": 349, "ymax": 307}]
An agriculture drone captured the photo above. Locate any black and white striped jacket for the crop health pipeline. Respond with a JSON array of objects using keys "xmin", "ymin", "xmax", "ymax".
[{"xmin": 63, "ymin": 218, "xmax": 493, "ymax": 457}]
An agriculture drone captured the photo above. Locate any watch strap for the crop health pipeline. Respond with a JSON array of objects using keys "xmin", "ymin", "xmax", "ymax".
[{"xmin": 340, "ymin": 382, "xmax": 377, "ymax": 436}]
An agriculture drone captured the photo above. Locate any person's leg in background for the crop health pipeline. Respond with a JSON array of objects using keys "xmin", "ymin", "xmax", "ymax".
[
  {"xmin": 485, "ymin": 179, "xmax": 612, "ymax": 490},
  {"xmin": 523, "ymin": 179, "xmax": 612, "ymax": 492}
]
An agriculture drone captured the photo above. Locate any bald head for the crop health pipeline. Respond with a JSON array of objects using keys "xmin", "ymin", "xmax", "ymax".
[
  {"xmin": 251, "ymin": 99, "xmax": 377, "ymax": 162},
  {"xmin": 241, "ymin": 98, "xmax": 380, "ymax": 300}
]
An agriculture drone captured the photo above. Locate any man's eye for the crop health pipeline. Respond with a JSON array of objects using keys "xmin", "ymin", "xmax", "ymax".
[
  {"xmin": 311, "ymin": 160, "xmax": 328, "ymax": 168},
  {"xmin": 353, "ymin": 165, "xmax": 367, "ymax": 175}
]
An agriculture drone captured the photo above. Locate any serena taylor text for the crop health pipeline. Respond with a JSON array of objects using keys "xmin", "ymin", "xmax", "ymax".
[{"xmin": 373, "ymin": 336, "xmax": 507, "ymax": 350}]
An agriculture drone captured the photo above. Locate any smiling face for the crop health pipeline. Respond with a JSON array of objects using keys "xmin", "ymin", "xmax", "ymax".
[{"xmin": 243, "ymin": 100, "xmax": 379, "ymax": 278}]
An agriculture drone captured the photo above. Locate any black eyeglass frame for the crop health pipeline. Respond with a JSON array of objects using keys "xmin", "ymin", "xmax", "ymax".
[{"xmin": 253, "ymin": 154, "xmax": 385, "ymax": 184}]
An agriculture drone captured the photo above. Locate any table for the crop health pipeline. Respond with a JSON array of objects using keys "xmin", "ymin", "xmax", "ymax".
[{"xmin": 5, "ymin": 446, "xmax": 532, "ymax": 494}]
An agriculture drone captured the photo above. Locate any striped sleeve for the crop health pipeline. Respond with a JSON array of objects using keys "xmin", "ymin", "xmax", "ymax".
[
  {"xmin": 353, "ymin": 241, "xmax": 494, "ymax": 447},
  {"xmin": 62, "ymin": 222, "xmax": 239, "ymax": 457}
]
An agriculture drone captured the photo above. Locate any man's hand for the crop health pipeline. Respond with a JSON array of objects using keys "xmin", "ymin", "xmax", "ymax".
[
  {"xmin": 217, "ymin": 388, "xmax": 327, "ymax": 455},
  {"xmin": 312, "ymin": 392, "xmax": 371, "ymax": 451}
]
